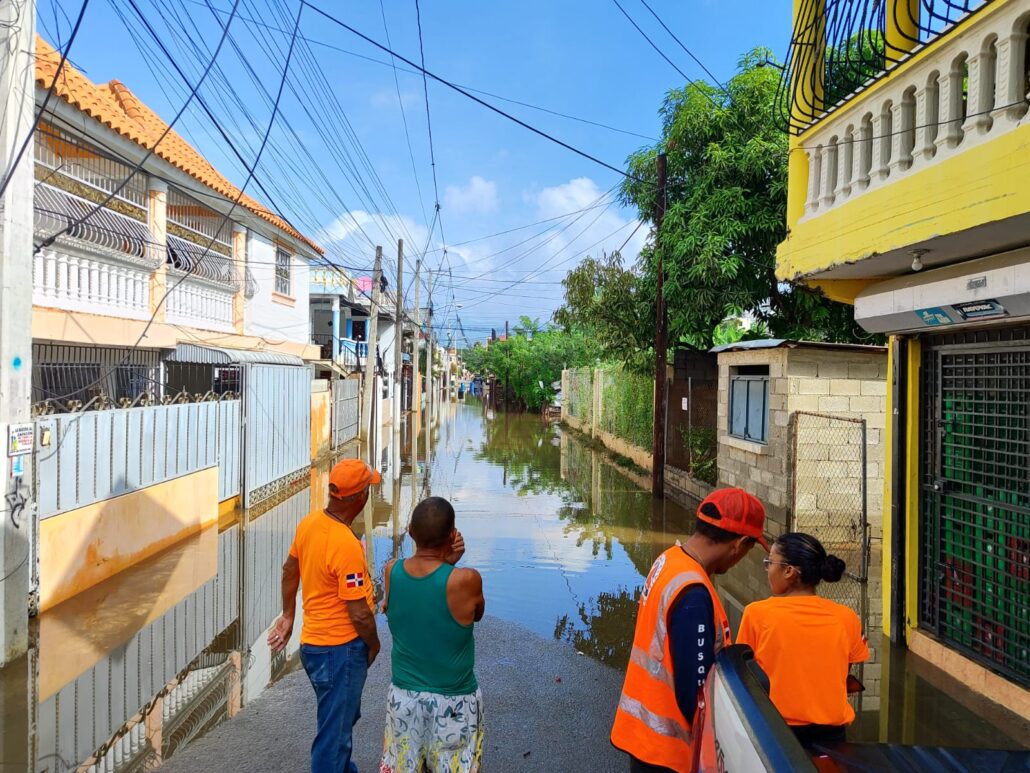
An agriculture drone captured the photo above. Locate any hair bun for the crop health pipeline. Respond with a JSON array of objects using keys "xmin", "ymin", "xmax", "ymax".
[{"xmin": 821, "ymin": 555, "xmax": 846, "ymax": 583}]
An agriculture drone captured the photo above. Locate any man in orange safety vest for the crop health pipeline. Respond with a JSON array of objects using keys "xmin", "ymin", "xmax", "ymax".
[{"xmin": 611, "ymin": 488, "xmax": 768, "ymax": 773}]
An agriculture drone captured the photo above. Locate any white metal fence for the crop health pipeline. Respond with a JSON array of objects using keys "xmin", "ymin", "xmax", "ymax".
[{"xmin": 34, "ymin": 399, "xmax": 242, "ymax": 519}]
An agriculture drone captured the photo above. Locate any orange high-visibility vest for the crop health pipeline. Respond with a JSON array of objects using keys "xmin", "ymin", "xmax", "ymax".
[{"xmin": 611, "ymin": 547, "xmax": 732, "ymax": 773}]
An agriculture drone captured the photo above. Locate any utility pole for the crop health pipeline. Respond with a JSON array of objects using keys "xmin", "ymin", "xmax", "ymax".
[
  {"xmin": 410, "ymin": 259, "xmax": 421, "ymax": 512},
  {"xmin": 411, "ymin": 259, "xmax": 422, "ymax": 439},
  {"xmin": 0, "ymin": 1, "xmax": 35, "ymax": 664},
  {"xmin": 392, "ymin": 239, "xmax": 404, "ymax": 464},
  {"xmin": 426, "ymin": 270, "xmax": 435, "ymax": 423},
  {"xmin": 361, "ymin": 248, "xmax": 383, "ymax": 452},
  {"xmin": 651, "ymin": 152, "xmax": 669, "ymax": 499},
  {"xmin": 504, "ymin": 319, "xmax": 510, "ymax": 411}
]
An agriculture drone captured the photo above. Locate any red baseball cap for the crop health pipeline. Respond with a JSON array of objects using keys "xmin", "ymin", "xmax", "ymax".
[
  {"xmin": 696, "ymin": 488, "xmax": 769, "ymax": 550},
  {"xmin": 329, "ymin": 459, "xmax": 381, "ymax": 499}
]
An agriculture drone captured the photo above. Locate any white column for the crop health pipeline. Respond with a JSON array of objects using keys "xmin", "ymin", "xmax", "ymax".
[
  {"xmin": 913, "ymin": 79, "xmax": 938, "ymax": 163},
  {"xmin": 937, "ymin": 60, "xmax": 965, "ymax": 150},
  {"xmin": 963, "ymin": 49, "xmax": 994, "ymax": 135},
  {"xmin": 819, "ymin": 142, "xmax": 837, "ymax": 209},
  {"xmin": 993, "ymin": 30, "xmax": 1029, "ymax": 124},
  {"xmin": 871, "ymin": 108, "xmax": 891, "ymax": 181},
  {"xmin": 835, "ymin": 127, "xmax": 854, "ymax": 200},
  {"xmin": 853, "ymin": 118, "xmax": 871, "ymax": 191},
  {"xmin": 889, "ymin": 99, "xmax": 911, "ymax": 175},
  {"xmin": 805, "ymin": 144, "xmax": 822, "ymax": 215}
]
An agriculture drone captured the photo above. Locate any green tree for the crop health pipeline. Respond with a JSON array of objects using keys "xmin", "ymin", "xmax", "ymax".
[
  {"xmin": 462, "ymin": 324, "xmax": 595, "ymax": 411},
  {"xmin": 578, "ymin": 48, "xmax": 863, "ymax": 355}
]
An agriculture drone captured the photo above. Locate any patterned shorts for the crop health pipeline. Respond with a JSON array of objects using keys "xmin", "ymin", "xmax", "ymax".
[{"xmin": 380, "ymin": 685, "xmax": 484, "ymax": 773}]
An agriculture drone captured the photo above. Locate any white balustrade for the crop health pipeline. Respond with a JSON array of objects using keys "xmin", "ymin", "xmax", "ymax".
[
  {"xmin": 800, "ymin": 3, "xmax": 1030, "ymax": 222},
  {"xmin": 166, "ymin": 274, "xmax": 236, "ymax": 332},
  {"xmin": 33, "ymin": 248, "xmax": 151, "ymax": 319}
]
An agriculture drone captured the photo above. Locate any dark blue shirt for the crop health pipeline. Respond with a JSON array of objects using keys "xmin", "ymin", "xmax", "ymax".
[{"xmin": 667, "ymin": 584, "xmax": 715, "ymax": 722}]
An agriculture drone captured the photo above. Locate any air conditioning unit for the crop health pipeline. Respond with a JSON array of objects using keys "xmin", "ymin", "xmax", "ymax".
[{"xmin": 855, "ymin": 247, "xmax": 1030, "ymax": 335}]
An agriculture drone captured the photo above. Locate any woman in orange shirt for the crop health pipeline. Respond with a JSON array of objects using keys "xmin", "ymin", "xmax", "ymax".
[{"xmin": 737, "ymin": 532, "xmax": 869, "ymax": 748}]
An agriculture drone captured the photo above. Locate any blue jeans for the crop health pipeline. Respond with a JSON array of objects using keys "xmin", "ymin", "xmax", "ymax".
[{"xmin": 300, "ymin": 639, "xmax": 369, "ymax": 773}]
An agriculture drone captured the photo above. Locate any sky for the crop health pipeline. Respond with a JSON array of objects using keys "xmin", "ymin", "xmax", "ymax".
[{"xmin": 39, "ymin": 0, "xmax": 790, "ymax": 344}]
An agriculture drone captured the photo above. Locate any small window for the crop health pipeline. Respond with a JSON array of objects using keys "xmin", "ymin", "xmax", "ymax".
[
  {"xmin": 275, "ymin": 247, "xmax": 292, "ymax": 296},
  {"xmin": 729, "ymin": 365, "xmax": 769, "ymax": 443}
]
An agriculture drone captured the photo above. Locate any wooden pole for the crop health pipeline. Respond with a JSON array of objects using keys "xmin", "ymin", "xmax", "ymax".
[
  {"xmin": 393, "ymin": 239, "xmax": 404, "ymax": 444},
  {"xmin": 652, "ymin": 153, "xmax": 668, "ymax": 498}
]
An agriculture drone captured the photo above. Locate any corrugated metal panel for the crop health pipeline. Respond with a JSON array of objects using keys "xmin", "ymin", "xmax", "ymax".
[
  {"xmin": 167, "ymin": 343, "xmax": 305, "ymax": 367},
  {"xmin": 332, "ymin": 378, "xmax": 360, "ymax": 448},
  {"xmin": 34, "ymin": 400, "xmax": 242, "ymax": 519},
  {"xmin": 244, "ymin": 365, "xmax": 311, "ymax": 505}
]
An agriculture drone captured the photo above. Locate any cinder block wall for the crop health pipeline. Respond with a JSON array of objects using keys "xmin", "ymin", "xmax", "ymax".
[
  {"xmin": 717, "ymin": 348, "xmax": 791, "ymax": 531},
  {"xmin": 785, "ymin": 348, "xmax": 887, "ymax": 538}
]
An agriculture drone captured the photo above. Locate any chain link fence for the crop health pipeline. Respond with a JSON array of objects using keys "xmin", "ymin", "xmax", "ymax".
[{"xmin": 790, "ymin": 411, "xmax": 870, "ymax": 608}]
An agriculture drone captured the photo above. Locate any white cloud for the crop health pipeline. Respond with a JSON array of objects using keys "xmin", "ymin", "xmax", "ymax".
[
  {"xmin": 444, "ymin": 176, "xmax": 499, "ymax": 216},
  {"xmin": 317, "ymin": 210, "xmax": 432, "ymax": 269},
  {"xmin": 369, "ymin": 89, "xmax": 419, "ymax": 110}
]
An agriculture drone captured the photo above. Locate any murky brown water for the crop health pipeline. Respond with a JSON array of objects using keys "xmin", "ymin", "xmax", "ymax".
[{"xmin": 1, "ymin": 398, "xmax": 1026, "ymax": 772}]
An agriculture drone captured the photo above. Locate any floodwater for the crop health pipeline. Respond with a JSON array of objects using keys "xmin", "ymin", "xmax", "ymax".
[{"xmin": 2, "ymin": 398, "xmax": 1027, "ymax": 772}]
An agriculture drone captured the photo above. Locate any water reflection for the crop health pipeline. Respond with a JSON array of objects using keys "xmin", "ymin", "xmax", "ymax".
[{"xmin": 3, "ymin": 399, "xmax": 1026, "ymax": 771}]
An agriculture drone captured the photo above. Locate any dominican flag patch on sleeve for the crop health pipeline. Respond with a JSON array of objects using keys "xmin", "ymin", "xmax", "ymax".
[{"xmin": 345, "ymin": 572, "xmax": 365, "ymax": 589}]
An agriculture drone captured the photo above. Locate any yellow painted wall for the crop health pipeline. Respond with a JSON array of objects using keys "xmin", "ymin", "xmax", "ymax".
[
  {"xmin": 311, "ymin": 389, "xmax": 331, "ymax": 461},
  {"xmin": 39, "ymin": 466, "xmax": 218, "ymax": 612},
  {"xmin": 778, "ymin": 123, "xmax": 1030, "ymax": 280},
  {"xmin": 904, "ymin": 341, "xmax": 921, "ymax": 635},
  {"xmin": 37, "ymin": 525, "xmax": 217, "ymax": 702},
  {"xmin": 881, "ymin": 339, "xmax": 896, "ymax": 640}
]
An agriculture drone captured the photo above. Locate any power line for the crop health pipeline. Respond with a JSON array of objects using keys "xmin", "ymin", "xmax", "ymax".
[
  {"xmin": 0, "ymin": 0, "xmax": 91, "ymax": 199},
  {"xmin": 182, "ymin": 0, "xmax": 657, "ymax": 142},
  {"xmin": 301, "ymin": 0, "xmax": 644, "ymax": 183},
  {"xmin": 33, "ymin": 0, "xmax": 304, "ymax": 424},
  {"xmin": 34, "ymin": 0, "xmax": 244, "ymax": 254},
  {"xmin": 636, "ymin": 0, "xmax": 727, "ymax": 93}
]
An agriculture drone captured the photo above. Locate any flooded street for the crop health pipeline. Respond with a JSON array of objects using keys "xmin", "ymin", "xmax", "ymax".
[{"xmin": 2, "ymin": 399, "xmax": 1027, "ymax": 772}]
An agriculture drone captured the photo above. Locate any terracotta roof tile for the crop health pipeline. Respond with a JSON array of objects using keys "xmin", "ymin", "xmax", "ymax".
[{"xmin": 35, "ymin": 36, "xmax": 324, "ymax": 255}]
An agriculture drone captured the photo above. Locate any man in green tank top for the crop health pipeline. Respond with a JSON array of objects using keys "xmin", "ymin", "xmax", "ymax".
[{"xmin": 380, "ymin": 496, "xmax": 486, "ymax": 773}]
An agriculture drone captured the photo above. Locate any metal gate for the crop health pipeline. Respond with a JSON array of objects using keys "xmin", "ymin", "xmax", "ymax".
[
  {"xmin": 332, "ymin": 378, "xmax": 360, "ymax": 448},
  {"xmin": 790, "ymin": 411, "xmax": 869, "ymax": 608},
  {"xmin": 244, "ymin": 364, "xmax": 311, "ymax": 506},
  {"xmin": 920, "ymin": 334, "xmax": 1030, "ymax": 686}
]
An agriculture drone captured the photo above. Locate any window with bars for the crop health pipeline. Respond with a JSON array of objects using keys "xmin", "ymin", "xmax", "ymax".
[
  {"xmin": 275, "ymin": 247, "xmax": 292, "ymax": 296},
  {"xmin": 729, "ymin": 365, "xmax": 769, "ymax": 443}
]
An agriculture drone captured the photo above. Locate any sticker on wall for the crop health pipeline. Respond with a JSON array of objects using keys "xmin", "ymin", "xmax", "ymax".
[
  {"xmin": 915, "ymin": 307, "xmax": 954, "ymax": 326},
  {"xmin": 952, "ymin": 299, "xmax": 1008, "ymax": 321}
]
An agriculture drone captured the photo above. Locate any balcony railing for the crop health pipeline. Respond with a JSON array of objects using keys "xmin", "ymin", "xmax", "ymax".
[
  {"xmin": 165, "ymin": 276, "xmax": 235, "ymax": 332},
  {"xmin": 35, "ymin": 123, "xmax": 148, "ymax": 207},
  {"xmin": 779, "ymin": 1, "xmax": 1001, "ymax": 133},
  {"xmin": 311, "ymin": 335, "xmax": 368, "ymax": 369},
  {"xmin": 797, "ymin": 1, "xmax": 1030, "ymax": 222}
]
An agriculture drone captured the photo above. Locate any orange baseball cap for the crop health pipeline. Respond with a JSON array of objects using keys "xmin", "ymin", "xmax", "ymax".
[
  {"xmin": 696, "ymin": 488, "xmax": 769, "ymax": 550},
  {"xmin": 329, "ymin": 459, "xmax": 382, "ymax": 498}
]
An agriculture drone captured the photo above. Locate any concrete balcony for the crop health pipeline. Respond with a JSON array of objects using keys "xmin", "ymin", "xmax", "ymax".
[{"xmin": 777, "ymin": 1, "xmax": 1030, "ymax": 295}]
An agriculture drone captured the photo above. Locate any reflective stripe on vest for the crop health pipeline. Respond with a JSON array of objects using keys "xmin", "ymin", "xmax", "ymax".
[
  {"xmin": 617, "ymin": 693, "xmax": 692, "ymax": 744},
  {"xmin": 648, "ymin": 570, "xmax": 727, "ymax": 665}
]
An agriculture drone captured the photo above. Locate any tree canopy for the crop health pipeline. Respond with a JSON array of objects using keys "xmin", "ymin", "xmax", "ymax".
[
  {"xmin": 557, "ymin": 47, "xmax": 865, "ymax": 358},
  {"xmin": 462, "ymin": 317, "xmax": 595, "ymax": 411}
]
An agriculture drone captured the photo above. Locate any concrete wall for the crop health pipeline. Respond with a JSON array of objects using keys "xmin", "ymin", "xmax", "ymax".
[
  {"xmin": 785, "ymin": 348, "xmax": 888, "ymax": 536},
  {"xmin": 716, "ymin": 346, "xmax": 887, "ymax": 538},
  {"xmin": 244, "ymin": 231, "xmax": 311, "ymax": 345},
  {"xmin": 39, "ymin": 466, "xmax": 218, "ymax": 611},
  {"xmin": 311, "ymin": 381, "xmax": 331, "ymax": 461}
]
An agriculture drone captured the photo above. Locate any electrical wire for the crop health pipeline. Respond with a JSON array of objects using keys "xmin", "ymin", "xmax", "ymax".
[
  {"xmin": 301, "ymin": 0, "xmax": 644, "ymax": 183},
  {"xmin": 0, "ymin": 0, "xmax": 91, "ymax": 199}
]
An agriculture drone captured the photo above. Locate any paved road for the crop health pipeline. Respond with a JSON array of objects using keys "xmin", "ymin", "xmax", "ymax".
[{"xmin": 161, "ymin": 616, "xmax": 629, "ymax": 772}]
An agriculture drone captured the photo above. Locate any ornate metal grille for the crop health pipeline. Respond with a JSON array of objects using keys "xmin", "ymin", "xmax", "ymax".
[
  {"xmin": 920, "ymin": 331, "xmax": 1030, "ymax": 686},
  {"xmin": 34, "ymin": 182, "xmax": 154, "ymax": 261},
  {"xmin": 777, "ymin": 0, "xmax": 996, "ymax": 132},
  {"xmin": 167, "ymin": 186, "xmax": 233, "ymax": 248},
  {"xmin": 167, "ymin": 234, "xmax": 240, "ymax": 289},
  {"xmin": 35, "ymin": 123, "xmax": 148, "ymax": 206}
]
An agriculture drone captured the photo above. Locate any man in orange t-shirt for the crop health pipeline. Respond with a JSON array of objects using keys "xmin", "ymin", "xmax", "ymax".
[{"xmin": 268, "ymin": 458, "xmax": 382, "ymax": 773}]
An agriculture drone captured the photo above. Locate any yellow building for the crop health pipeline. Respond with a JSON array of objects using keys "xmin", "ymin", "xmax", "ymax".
[{"xmin": 776, "ymin": 0, "xmax": 1030, "ymax": 713}]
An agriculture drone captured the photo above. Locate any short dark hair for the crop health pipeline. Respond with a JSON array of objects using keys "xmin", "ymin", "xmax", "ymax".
[
  {"xmin": 409, "ymin": 496, "xmax": 455, "ymax": 549},
  {"xmin": 694, "ymin": 518, "xmax": 756, "ymax": 547}
]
